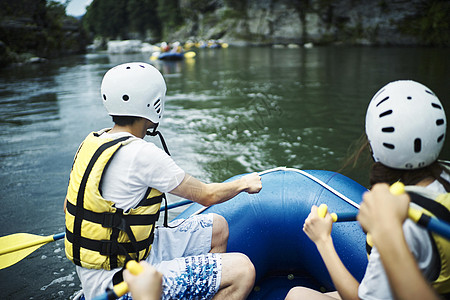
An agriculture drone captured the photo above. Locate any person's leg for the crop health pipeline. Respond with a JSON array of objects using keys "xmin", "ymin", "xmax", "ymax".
[
  {"xmin": 213, "ymin": 253, "xmax": 255, "ymax": 300},
  {"xmin": 285, "ymin": 287, "xmax": 341, "ymax": 300},
  {"xmin": 210, "ymin": 213, "xmax": 229, "ymax": 253}
]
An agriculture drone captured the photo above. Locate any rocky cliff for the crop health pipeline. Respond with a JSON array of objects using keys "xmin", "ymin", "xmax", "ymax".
[{"xmin": 172, "ymin": 0, "xmax": 449, "ymax": 46}]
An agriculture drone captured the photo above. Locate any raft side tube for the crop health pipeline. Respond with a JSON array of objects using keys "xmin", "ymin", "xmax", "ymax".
[{"xmin": 176, "ymin": 169, "xmax": 368, "ymax": 298}]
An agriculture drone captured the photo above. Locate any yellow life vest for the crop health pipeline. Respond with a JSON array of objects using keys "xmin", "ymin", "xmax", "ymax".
[
  {"xmin": 65, "ymin": 131, "xmax": 163, "ymax": 270},
  {"xmin": 365, "ymin": 188, "xmax": 450, "ymax": 295},
  {"xmin": 420, "ymin": 192, "xmax": 450, "ymax": 294}
]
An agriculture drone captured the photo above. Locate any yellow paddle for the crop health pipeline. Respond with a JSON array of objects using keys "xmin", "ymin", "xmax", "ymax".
[
  {"xmin": 0, "ymin": 232, "xmax": 65, "ymax": 269},
  {"xmin": 317, "ymin": 182, "xmax": 406, "ymax": 221},
  {"xmin": 317, "ymin": 182, "xmax": 450, "ymax": 240},
  {"xmin": 0, "ymin": 199, "xmax": 194, "ymax": 270}
]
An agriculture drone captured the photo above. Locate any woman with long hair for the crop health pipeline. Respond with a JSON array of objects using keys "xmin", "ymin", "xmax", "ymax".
[{"xmin": 286, "ymin": 80, "xmax": 449, "ymax": 300}]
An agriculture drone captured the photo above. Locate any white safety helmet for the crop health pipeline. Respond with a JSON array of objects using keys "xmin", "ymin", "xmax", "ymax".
[
  {"xmin": 101, "ymin": 62, "xmax": 166, "ymax": 124},
  {"xmin": 365, "ymin": 80, "xmax": 446, "ymax": 170}
]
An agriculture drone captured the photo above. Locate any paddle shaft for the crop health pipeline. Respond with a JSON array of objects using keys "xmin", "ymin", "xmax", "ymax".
[
  {"xmin": 318, "ymin": 182, "xmax": 450, "ymax": 240},
  {"xmin": 331, "ymin": 209, "xmax": 450, "ymax": 239},
  {"xmin": 0, "ymin": 199, "xmax": 192, "ymax": 268},
  {"xmin": 163, "ymin": 199, "xmax": 192, "ymax": 210}
]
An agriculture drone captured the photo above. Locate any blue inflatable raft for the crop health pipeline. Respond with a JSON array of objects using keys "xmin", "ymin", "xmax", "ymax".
[
  {"xmin": 157, "ymin": 52, "xmax": 185, "ymax": 61},
  {"xmin": 176, "ymin": 167, "xmax": 369, "ymax": 299}
]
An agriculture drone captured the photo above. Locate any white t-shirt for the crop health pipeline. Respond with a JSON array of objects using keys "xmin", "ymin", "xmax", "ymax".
[
  {"xmin": 75, "ymin": 130, "xmax": 186, "ymax": 300},
  {"xmin": 358, "ymin": 173, "xmax": 449, "ymax": 300}
]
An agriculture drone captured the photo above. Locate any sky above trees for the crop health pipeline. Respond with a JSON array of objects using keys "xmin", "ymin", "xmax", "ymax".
[{"xmin": 56, "ymin": 0, "xmax": 93, "ymax": 16}]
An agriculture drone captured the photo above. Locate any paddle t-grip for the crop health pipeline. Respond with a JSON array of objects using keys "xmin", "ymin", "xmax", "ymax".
[
  {"xmin": 317, "ymin": 204, "xmax": 337, "ymax": 222},
  {"xmin": 389, "ymin": 181, "xmax": 405, "ymax": 196},
  {"xmin": 112, "ymin": 261, "xmax": 145, "ymax": 298},
  {"xmin": 126, "ymin": 260, "xmax": 145, "ymax": 275},
  {"xmin": 387, "ymin": 182, "xmax": 422, "ymax": 221}
]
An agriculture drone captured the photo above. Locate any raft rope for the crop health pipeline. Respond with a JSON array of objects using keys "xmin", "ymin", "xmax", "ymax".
[
  {"xmin": 260, "ymin": 167, "xmax": 361, "ymax": 209},
  {"xmin": 190, "ymin": 167, "xmax": 361, "ymax": 217}
]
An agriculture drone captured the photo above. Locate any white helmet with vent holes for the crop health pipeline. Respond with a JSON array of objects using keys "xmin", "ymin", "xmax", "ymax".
[
  {"xmin": 365, "ymin": 80, "xmax": 446, "ymax": 170},
  {"xmin": 101, "ymin": 62, "xmax": 166, "ymax": 124}
]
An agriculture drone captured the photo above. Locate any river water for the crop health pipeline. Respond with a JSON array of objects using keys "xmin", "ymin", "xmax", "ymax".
[{"xmin": 0, "ymin": 46, "xmax": 449, "ymax": 299}]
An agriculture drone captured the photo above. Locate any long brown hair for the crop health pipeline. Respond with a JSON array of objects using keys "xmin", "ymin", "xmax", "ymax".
[
  {"xmin": 370, "ymin": 161, "xmax": 450, "ymax": 192},
  {"xmin": 340, "ymin": 134, "xmax": 450, "ymax": 191}
]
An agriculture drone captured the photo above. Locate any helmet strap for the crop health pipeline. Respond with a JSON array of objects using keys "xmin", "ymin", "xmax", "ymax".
[{"xmin": 146, "ymin": 125, "xmax": 171, "ymax": 156}]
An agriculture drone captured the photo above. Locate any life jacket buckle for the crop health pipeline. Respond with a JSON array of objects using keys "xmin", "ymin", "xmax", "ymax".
[
  {"xmin": 100, "ymin": 240, "xmax": 119, "ymax": 255},
  {"xmin": 102, "ymin": 213, "xmax": 127, "ymax": 231}
]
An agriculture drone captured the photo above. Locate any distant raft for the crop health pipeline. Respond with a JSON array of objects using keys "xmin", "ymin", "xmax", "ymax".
[
  {"xmin": 150, "ymin": 51, "xmax": 196, "ymax": 61},
  {"xmin": 177, "ymin": 167, "xmax": 368, "ymax": 299},
  {"xmin": 157, "ymin": 52, "xmax": 185, "ymax": 61}
]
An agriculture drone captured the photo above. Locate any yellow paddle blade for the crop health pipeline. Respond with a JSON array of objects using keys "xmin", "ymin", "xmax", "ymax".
[
  {"xmin": 0, "ymin": 233, "xmax": 55, "ymax": 269},
  {"xmin": 184, "ymin": 51, "xmax": 196, "ymax": 58}
]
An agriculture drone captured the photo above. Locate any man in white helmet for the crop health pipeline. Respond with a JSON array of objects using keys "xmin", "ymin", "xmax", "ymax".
[
  {"xmin": 285, "ymin": 80, "xmax": 450, "ymax": 300},
  {"xmin": 64, "ymin": 62, "xmax": 262, "ymax": 300}
]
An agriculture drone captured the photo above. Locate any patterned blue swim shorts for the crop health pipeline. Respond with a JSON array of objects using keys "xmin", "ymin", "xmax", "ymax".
[
  {"xmin": 161, "ymin": 253, "xmax": 222, "ymax": 300},
  {"xmin": 118, "ymin": 253, "xmax": 221, "ymax": 300}
]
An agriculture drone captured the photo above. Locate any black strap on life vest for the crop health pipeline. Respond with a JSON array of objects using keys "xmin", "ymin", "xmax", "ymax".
[
  {"xmin": 66, "ymin": 197, "xmax": 162, "ymax": 227},
  {"xmin": 68, "ymin": 195, "xmax": 162, "ymax": 269},
  {"xmin": 365, "ymin": 240, "xmax": 372, "ymax": 256},
  {"xmin": 409, "ymin": 192, "xmax": 450, "ymax": 223},
  {"xmin": 408, "ymin": 192, "xmax": 450, "ymax": 284},
  {"xmin": 72, "ymin": 136, "xmax": 131, "ymax": 267}
]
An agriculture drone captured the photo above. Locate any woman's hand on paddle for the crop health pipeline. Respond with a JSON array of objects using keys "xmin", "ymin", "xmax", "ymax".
[
  {"xmin": 123, "ymin": 261, "xmax": 163, "ymax": 300},
  {"xmin": 303, "ymin": 205, "xmax": 334, "ymax": 245},
  {"xmin": 241, "ymin": 172, "xmax": 262, "ymax": 194},
  {"xmin": 357, "ymin": 183, "xmax": 410, "ymax": 241}
]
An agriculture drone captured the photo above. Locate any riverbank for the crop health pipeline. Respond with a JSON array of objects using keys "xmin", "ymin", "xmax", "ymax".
[
  {"xmin": 81, "ymin": 0, "xmax": 449, "ymax": 53},
  {"xmin": 0, "ymin": 1, "xmax": 89, "ymax": 68}
]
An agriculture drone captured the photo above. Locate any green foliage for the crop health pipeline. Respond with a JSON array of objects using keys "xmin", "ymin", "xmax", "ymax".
[
  {"xmin": 222, "ymin": 8, "xmax": 245, "ymax": 19},
  {"xmin": 0, "ymin": 0, "xmax": 88, "ymax": 64},
  {"xmin": 157, "ymin": 0, "xmax": 183, "ymax": 38},
  {"xmin": 224, "ymin": 0, "xmax": 246, "ymax": 12},
  {"xmin": 399, "ymin": 0, "xmax": 450, "ymax": 46},
  {"xmin": 45, "ymin": 1, "xmax": 65, "ymax": 49},
  {"xmin": 0, "ymin": 0, "xmax": 47, "ymax": 20},
  {"xmin": 127, "ymin": 0, "xmax": 161, "ymax": 39},
  {"xmin": 84, "ymin": 0, "xmax": 129, "ymax": 38},
  {"xmin": 84, "ymin": 0, "xmax": 162, "ymax": 40}
]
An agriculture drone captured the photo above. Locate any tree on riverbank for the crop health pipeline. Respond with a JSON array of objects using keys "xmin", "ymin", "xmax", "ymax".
[
  {"xmin": 0, "ymin": 0, "xmax": 89, "ymax": 67},
  {"xmin": 84, "ymin": 0, "xmax": 163, "ymax": 41}
]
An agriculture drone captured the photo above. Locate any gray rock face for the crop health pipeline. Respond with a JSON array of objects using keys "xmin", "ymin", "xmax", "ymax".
[{"xmin": 173, "ymin": 0, "xmax": 432, "ymax": 46}]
